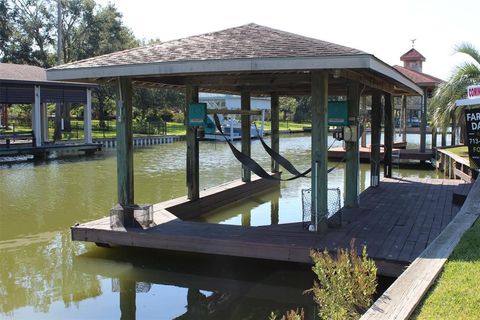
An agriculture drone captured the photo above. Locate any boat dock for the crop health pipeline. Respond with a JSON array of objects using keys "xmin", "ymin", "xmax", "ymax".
[
  {"xmin": 72, "ymin": 175, "xmax": 471, "ymax": 277},
  {"xmin": 328, "ymin": 146, "xmax": 433, "ymax": 162},
  {"xmin": 0, "ymin": 142, "xmax": 102, "ymax": 158}
]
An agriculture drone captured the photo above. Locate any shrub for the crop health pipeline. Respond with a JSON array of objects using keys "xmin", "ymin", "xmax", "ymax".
[{"xmin": 308, "ymin": 240, "xmax": 377, "ymax": 320}]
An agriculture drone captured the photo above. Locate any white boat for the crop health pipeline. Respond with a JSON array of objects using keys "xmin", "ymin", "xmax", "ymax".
[{"xmin": 203, "ymin": 113, "xmax": 265, "ymax": 141}]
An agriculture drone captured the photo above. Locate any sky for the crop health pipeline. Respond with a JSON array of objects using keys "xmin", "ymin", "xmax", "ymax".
[{"xmin": 95, "ymin": 0, "xmax": 479, "ymax": 81}]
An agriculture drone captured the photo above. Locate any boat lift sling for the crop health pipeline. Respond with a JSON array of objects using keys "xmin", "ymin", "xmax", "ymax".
[{"xmin": 188, "ymin": 102, "xmax": 356, "ymax": 229}]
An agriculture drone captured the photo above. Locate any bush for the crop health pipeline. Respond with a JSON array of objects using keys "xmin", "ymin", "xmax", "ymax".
[
  {"xmin": 172, "ymin": 112, "xmax": 185, "ymax": 124},
  {"xmin": 308, "ymin": 240, "xmax": 377, "ymax": 320},
  {"xmin": 158, "ymin": 108, "xmax": 174, "ymax": 122}
]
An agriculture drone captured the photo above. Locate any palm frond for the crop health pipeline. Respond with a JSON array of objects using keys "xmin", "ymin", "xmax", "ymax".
[{"xmin": 454, "ymin": 42, "xmax": 480, "ymax": 65}]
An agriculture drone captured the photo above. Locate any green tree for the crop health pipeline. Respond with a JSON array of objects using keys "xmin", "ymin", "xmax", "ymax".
[
  {"xmin": 1, "ymin": 0, "xmax": 56, "ymax": 67},
  {"xmin": 279, "ymin": 97, "xmax": 297, "ymax": 121},
  {"xmin": 431, "ymin": 43, "xmax": 480, "ymax": 143},
  {"xmin": 293, "ymin": 96, "xmax": 312, "ymax": 122}
]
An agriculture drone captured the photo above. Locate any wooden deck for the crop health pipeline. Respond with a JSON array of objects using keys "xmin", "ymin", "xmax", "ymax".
[
  {"xmin": 72, "ymin": 177, "xmax": 471, "ymax": 277},
  {"xmin": 0, "ymin": 142, "xmax": 102, "ymax": 158},
  {"xmin": 328, "ymin": 146, "xmax": 433, "ymax": 161}
]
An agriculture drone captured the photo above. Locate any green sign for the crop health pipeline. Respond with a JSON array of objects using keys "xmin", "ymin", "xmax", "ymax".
[
  {"xmin": 328, "ymin": 101, "xmax": 348, "ymax": 126},
  {"xmin": 188, "ymin": 103, "xmax": 207, "ymax": 127}
]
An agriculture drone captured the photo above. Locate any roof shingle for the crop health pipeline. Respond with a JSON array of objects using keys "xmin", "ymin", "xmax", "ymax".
[
  {"xmin": 51, "ymin": 23, "xmax": 365, "ymax": 70},
  {"xmin": 0, "ymin": 63, "xmax": 46, "ymax": 81},
  {"xmin": 393, "ymin": 65, "xmax": 443, "ymax": 87},
  {"xmin": 400, "ymin": 48, "xmax": 426, "ymax": 62}
]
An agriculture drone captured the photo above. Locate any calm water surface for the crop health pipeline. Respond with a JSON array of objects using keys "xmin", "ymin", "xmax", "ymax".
[{"xmin": 0, "ymin": 134, "xmax": 440, "ymax": 319}]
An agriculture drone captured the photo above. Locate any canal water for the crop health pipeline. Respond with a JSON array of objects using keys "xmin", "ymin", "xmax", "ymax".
[{"xmin": 0, "ymin": 134, "xmax": 440, "ymax": 319}]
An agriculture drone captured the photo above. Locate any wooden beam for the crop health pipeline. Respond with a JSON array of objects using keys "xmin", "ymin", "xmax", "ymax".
[
  {"xmin": 311, "ymin": 71, "xmax": 329, "ymax": 231},
  {"xmin": 420, "ymin": 89, "xmax": 427, "ymax": 153},
  {"xmin": 402, "ymin": 95, "xmax": 407, "ymax": 142},
  {"xmin": 207, "ymin": 109, "xmax": 262, "ymax": 115},
  {"xmin": 33, "ymin": 86, "xmax": 42, "ymax": 147},
  {"xmin": 271, "ymin": 93, "xmax": 280, "ymax": 173},
  {"xmin": 345, "ymin": 81, "xmax": 360, "ymax": 207},
  {"xmin": 384, "ymin": 92, "xmax": 393, "ymax": 178},
  {"xmin": 84, "ymin": 88, "xmax": 93, "ymax": 144},
  {"xmin": 370, "ymin": 91, "xmax": 382, "ymax": 187},
  {"xmin": 185, "ymin": 85, "xmax": 199, "ymax": 200},
  {"xmin": 115, "ymin": 77, "xmax": 134, "ymax": 207},
  {"xmin": 119, "ymin": 279, "xmax": 136, "ymax": 320},
  {"xmin": 241, "ymin": 90, "xmax": 251, "ymax": 182}
]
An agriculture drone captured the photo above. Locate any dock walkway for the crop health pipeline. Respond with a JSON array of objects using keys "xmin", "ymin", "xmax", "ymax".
[{"xmin": 72, "ymin": 177, "xmax": 470, "ymax": 277}]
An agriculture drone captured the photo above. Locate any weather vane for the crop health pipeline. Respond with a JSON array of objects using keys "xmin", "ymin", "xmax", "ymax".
[{"xmin": 410, "ymin": 39, "xmax": 417, "ymax": 48}]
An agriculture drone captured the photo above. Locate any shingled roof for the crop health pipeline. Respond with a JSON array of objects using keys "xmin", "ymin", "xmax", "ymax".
[
  {"xmin": 47, "ymin": 23, "xmax": 423, "ymax": 96},
  {"xmin": 400, "ymin": 48, "xmax": 426, "ymax": 62},
  {"xmin": 0, "ymin": 63, "xmax": 46, "ymax": 81},
  {"xmin": 51, "ymin": 23, "xmax": 365, "ymax": 71},
  {"xmin": 393, "ymin": 65, "xmax": 443, "ymax": 87}
]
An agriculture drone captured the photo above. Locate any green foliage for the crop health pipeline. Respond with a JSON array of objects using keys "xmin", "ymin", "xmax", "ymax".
[
  {"xmin": 431, "ymin": 42, "xmax": 480, "ymax": 132},
  {"xmin": 279, "ymin": 97, "xmax": 298, "ymax": 121},
  {"xmin": 293, "ymin": 97, "xmax": 312, "ymax": 122},
  {"xmin": 308, "ymin": 241, "xmax": 377, "ymax": 320},
  {"xmin": 1, "ymin": 0, "xmax": 56, "ymax": 67},
  {"xmin": 269, "ymin": 309, "xmax": 305, "ymax": 320},
  {"xmin": 172, "ymin": 112, "xmax": 185, "ymax": 124}
]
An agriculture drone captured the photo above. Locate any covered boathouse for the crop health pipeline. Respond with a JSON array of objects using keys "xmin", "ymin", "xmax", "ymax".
[
  {"xmin": 47, "ymin": 24, "xmax": 470, "ymax": 277},
  {"xmin": 0, "ymin": 63, "xmax": 101, "ymax": 158}
]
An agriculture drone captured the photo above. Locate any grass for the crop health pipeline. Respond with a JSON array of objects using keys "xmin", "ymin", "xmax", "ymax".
[
  {"xmin": 446, "ymin": 146, "xmax": 470, "ymax": 161},
  {"xmin": 412, "ymin": 218, "xmax": 480, "ymax": 319},
  {"xmin": 262, "ymin": 121, "xmax": 310, "ymax": 132},
  {"xmin": 2, "ymin": 120, "xmax": 310, "ymax": 140}
]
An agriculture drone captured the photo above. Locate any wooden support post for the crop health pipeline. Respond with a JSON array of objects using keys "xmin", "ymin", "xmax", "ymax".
[
  {"xmin": 402, "ymin": 95, "xmax": 407, "ymax": 142},
  {"xmin": 241, "ymin": 90, "xmax": 251, "ymax": 182},
  {"xmin": 115, "ymin": 77, "xmax": 134, "ymax": 208},
  {"xmin": 271, "ymin": 196, "xmax": 279, "ymax": 225},
  {"xmin": 33, "ymin": 86, "xmax": 42, "ymax": 147},
  {"xmin": 370, "ymin": 91, "xmax": 382, "ymax": 187},
  {"xmin": 345, "ymin": 81, "xmax": 360, "ymax": 207},
  {"xmin": 311, "ymin": 71, "xmax": 329, "ymax": 231},
  {"xmin": 361, "ymin": 96, "xmax": 367, "ymax": 148},
  {"xmin": 41, "ymin": 103, "xmax": 48, "ymax": 143},
  {"xmin": 119, "ymin": 279, "xmax": 136, "ymax": 320},
  {"xmin": 84, "ymin": 88, "xmax": 93, "ymax": 144},
  {"xmin": 271, "ymin": 93, "xmax": 280, "ymax": 173},
  {"xmin": 420, "ymin": 89, "xmax": 427, "ymax": 152},
  {"xmin": 241, "ymin": 211, "xmax": 251, "ymax": 227},
  {"xmin": 431, "ymin": 126, "xmax": 437, "ymax": 148},
  {"xmin": 384, "ymin": 92, "xmax": 393, "ymax": 178},
  {"xmin": 185, "ymin": 85, "xmax": 199, "ymax": 200}
]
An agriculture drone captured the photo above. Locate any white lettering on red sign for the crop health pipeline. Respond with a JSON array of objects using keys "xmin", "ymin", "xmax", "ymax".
[{"xmin": 468, "ymin": 85, "xmax": 480, "ymax": 99}]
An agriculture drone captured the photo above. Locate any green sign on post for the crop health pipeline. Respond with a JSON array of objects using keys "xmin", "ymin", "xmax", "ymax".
[
  {"xmin": 328, "ymin": 101, "xmax": 348, "ymax": 126},
  {"xmin": 188, "ymin": 103, "xmax": 207, "ymax": 127}
]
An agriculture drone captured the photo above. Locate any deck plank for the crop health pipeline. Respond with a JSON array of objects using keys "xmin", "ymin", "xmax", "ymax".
[{"xmin": 72, "ymin": 177, "xmax": 471, "ymax": 277}]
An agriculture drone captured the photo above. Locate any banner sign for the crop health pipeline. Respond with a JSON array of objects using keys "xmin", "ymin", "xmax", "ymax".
[
  {"xmin": 465, "ymin": 107, "xmax": 480, "ymax": 169},
  {"xmin": 467, "ymin": 85, "xmax": 480, "ymax": 99}
]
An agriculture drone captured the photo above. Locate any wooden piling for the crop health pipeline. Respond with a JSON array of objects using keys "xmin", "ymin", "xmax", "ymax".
[
  {"xmin": 241, "ymin": 90, "xmax": 251, "ymax": 182},
  {"xmin": 185, "ymin": 85, "xmax": 200, "ymax": 200},
  {"xmin": 345, "ymin": 81, "xmax": 360, "ymax": 207},
  {"xmin": 370, "ymin": 91, "xmax": 382, "ymax": 187}
]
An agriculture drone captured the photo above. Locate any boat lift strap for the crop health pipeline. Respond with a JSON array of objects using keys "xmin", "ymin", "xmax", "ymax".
[{"xmin": 213, "ymin": 114, "xmax": 310, "ymax": 181}]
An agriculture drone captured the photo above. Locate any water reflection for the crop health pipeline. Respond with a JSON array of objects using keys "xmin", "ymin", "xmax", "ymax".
[
  {"xmin": 74, "ymin": 247, "xmax": 317, "ymax": 320},
  {"xmin": 0, "ymin": 134, "xmax": 441, "ymax": 319}
]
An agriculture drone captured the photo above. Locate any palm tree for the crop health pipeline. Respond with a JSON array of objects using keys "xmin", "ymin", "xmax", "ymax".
[{"xmin": 431, "ymin": 43, "xmax": 480, "ymax": 145}]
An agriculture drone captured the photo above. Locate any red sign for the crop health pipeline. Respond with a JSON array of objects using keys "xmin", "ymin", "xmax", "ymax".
[{"xmin": 467, "ymin": 85, "xmax": 480, "ymax": 99}]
